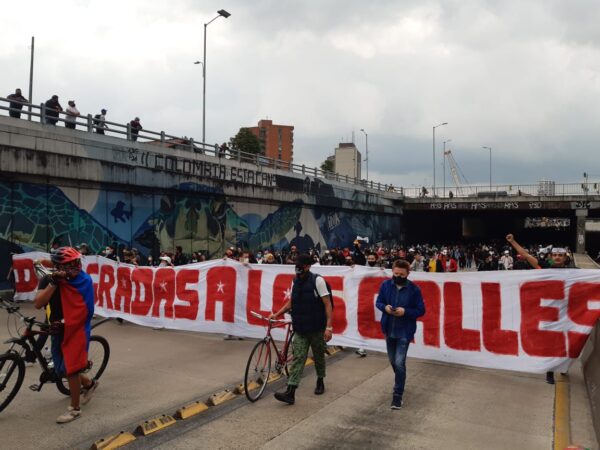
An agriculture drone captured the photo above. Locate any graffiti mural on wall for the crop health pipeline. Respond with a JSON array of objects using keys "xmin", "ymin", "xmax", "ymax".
[{"xmin": 0, "ymin": 180, "xmax": 401, "ymax": 284}]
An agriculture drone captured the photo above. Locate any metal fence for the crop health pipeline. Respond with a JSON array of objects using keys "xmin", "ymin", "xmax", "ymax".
[
  {"xmin": 2, "ymin": 97, "xmax": 597, "ymax": 199},
  {"xmin": 0, "ymin": 97, "xmax": 400, "ymax": 193}
]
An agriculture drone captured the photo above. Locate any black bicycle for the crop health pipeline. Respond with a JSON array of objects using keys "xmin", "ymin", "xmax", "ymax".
[{"xmin": 0, "ymin": 297, "xmax": 110, "ymax": 413}]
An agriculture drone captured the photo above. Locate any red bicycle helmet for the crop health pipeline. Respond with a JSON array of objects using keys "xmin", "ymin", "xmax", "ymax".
[{"xmin": 51, "ymin": 247, "xmax": 82, "ymax": 265}]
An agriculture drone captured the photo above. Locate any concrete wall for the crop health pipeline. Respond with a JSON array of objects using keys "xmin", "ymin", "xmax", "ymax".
[
  {"xmin": 0, "ymin": 116, "xmax": 402, "ymax": 287},
  {"xmin": 581, "ymin": 320, "xmax": 600, "ymax": 443}
]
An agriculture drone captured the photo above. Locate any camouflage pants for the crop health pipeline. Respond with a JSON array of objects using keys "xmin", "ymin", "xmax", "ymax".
[{"xmin": 287, "ymin": 331, "xmax": 326, "ymax": 387}]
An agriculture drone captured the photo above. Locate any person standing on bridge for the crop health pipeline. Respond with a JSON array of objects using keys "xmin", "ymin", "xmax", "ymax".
[
  {"xmin": 94, "ymin": 109, "xmax": 108, "ymax": 134},
  {"xmin": 506, "ymin": 233, "xmax": 570, "ymax": 384},
  {"xmin": 44, "ymin": 95, "xmax": 62, "ymax": 125},
  {"xmin": 65, "ymin": 101, "xmax": 80, "ymax": 129},
  {"xmin": 270, "ymin": 254, "xmax": 333, "ymax": 405},
  {"xmin": 376, "ymin": 259, "xmax": 425, "ymax": 409},
  {"xmin": 7, "ymin": 88, "xmax": 28, "ymax": 118},
  {"xmin": 130, "ymin": 117, "xmax": 142, "ymax": 141}
]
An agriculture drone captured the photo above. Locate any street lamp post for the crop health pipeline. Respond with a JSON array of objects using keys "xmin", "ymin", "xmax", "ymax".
[
  {"xmin": 482, "ymin": 146, "xmax": 492, "ymax": 190},
  {"xmin": 443, "ymin": 139, "xmax": 451, "ymax": 197},
  {"xmin": 201, "ymin": 9, "xmax": 231, "ymax": 147},
  {"xmin": 360, "ymin": 128, "xmax": 368, "ymax": 182},
  {"xmin": 432, "ymin": 122, "xmax": 448, "ymax": 196}
]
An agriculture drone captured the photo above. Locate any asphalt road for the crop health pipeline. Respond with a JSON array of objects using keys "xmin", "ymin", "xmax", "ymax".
[{"xmin": 0, "ymin": 303, "xmax": 596, "ymax": 450}]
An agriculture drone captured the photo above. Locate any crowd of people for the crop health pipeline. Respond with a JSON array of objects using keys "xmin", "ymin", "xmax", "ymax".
[
  {"xmin": 67, "ymin": 238, "xmax": 573, "ymax": 272},
  {"xmin": 6, "ymin": 88, "xmax": 143, "ymax": 140}
]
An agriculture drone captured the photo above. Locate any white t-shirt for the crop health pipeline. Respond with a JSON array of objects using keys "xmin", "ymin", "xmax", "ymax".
[
  {"xmin": 65, "ymin": 105, "xmax": 80, "ymax": 123},
  {"xmin": 314, "ymin": 275, "xmax": 329, "ymax": 297}
]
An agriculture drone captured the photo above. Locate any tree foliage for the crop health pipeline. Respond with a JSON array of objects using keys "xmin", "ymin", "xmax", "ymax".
[
  {"xmin": 320, "ymin": 158, "xmax": 334, "ymax": 173},
  {"xmin": 230, "ymin": 128, "xmax": 261, "ymax": 155}
]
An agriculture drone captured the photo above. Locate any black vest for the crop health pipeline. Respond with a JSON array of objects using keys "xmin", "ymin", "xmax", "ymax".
[{"xmin": 291, "ymin": 273, "xmax": 326, "ymax": 334}]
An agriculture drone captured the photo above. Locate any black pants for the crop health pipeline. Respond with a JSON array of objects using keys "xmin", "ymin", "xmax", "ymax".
[
  {"xmin": 9, "ymin": 110, "xmax": 21, "ymax": 118},
  {"xmin": 131, "ymin": 133, "xmax": 138, "ymax": 142},
  {"xmin": 95, "ymin": 129, "xmax": 105, "ymax": 135},
  {"xmin": 65, "ymin": 122, "xmax": 76, "ymax": 129}
]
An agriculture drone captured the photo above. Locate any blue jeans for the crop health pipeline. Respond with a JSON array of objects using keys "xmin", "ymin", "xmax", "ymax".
[{"xmin": 385, "ymin": 337, "xmax": 410, "ymax": 398}]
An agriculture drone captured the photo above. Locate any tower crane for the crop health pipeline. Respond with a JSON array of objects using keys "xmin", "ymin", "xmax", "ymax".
[{"xmin": 444, "ymin": 150, "xmax": 469, "ymax": 196}]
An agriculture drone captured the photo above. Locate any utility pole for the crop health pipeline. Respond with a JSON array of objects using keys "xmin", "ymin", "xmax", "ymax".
[{"xmin": 28, "ymin": 36, "xmax": 34, "ymax": 121}]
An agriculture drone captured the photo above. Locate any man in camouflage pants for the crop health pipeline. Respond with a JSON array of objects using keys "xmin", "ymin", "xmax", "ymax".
[{"xmin": 270, "ymin": 254, "xmax": 333, "ymax": 404}]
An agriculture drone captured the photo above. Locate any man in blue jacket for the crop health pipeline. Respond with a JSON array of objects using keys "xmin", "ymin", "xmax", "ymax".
[{"xmin": 376, "ymin": 259, "xmax": 425, "ymax": 409}]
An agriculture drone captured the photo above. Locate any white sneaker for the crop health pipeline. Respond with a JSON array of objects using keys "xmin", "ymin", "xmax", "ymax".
[
  {"xmin": 81, "ymin": 380, "xmax": 99, "ymax": 405},
  {"xmin": 355, "ymin": 348, "xmax": 367, "ymax": 357},
  {"xmin": 56, "ymin": 406, "xmax": 81, "ymax": 424}
]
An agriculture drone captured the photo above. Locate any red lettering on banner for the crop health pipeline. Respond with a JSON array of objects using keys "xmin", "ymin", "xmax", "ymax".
[
  {"xmin": 13, "ymin": 259, "xmax": 38, "ymax": 293},
  {"xmin": 413, "ymin": 281, "xmax": 441, "ymax": 347},
  {"xmin": 206, "ymin": 267, "xmax": 236, "ymax": 322},
  {"xmin": 86, "ymin": 263, "xmax": 99, "ymax": 301},
  {"xmin": 520, "ymin": 281, "xmax": 566, "ymax": 357},
  {"xmin": 481, "ymin": 283, "xmax": 518, "ymax": 355},
  {"xmin": 175, "ymin": 269, "xmax": 199, "ymax": 320},
  {"xmin": 443, "ymin": 282, "xmax": 481, "ymax": 351},
  {"xmin": 246, "ymin": 270, "xmax": 270, "ymax": 325},
  {"xmin": 97, "ymin": 265, "xmax": 115, "ymax": 309},
  {"xmin": 114, "ymin": 267, "xmax": 133, "ymax": 313},
  {"xmin": 272, "ymin": 274, "xmax": 296, "ymax": 317},
  {"xmin": 152, "ymin": 268, "xmax": 176, "ymax": 318},
  {"xmin": 131, "ymin": 268, "xmax": 153, "ymax": 316},
  {"xmin": 357, "ymin": 277, "xmax": 386, "ymax": 339},
  {"xmin": 567, "ymin": 282, "xmax": 600, "ymax": 358},
  {"xmin": 325, "ymin": 276, "xmax": 347, "ymax": 334}
]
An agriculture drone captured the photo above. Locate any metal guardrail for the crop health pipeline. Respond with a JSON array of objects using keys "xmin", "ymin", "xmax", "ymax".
[
  {"xmin": 0, "ymin": 97, "xmax": 400, "ymax": 194},
  {"xmin": 2, "ymin": 97, "xmax": 598, "ymax": 199}
]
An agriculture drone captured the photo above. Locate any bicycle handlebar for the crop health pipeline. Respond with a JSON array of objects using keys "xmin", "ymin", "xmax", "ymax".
[
  {"xmin": 250, "ymin": 311, "xmax": 291, "ymax": 324},
  {"xmin": 0, "ymin": 297, "xmax": 48, "ymax": 329}
]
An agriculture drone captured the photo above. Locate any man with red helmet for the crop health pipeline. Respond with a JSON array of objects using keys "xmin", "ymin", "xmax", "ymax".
[{"xmin": 34, "ymin": 247, "xmax": 97, "ymax": 423}]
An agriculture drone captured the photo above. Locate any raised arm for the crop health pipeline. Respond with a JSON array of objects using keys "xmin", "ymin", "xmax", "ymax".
[{"xmin": 506, "ymin": 234, "xmax": 539, "ymax": 269}]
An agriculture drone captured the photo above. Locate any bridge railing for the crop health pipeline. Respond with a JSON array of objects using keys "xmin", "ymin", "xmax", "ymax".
[
  {"xmin": 402, "ymin": 182, "xmax": 600, "ymax": 198},
  {"xmin": 0, "ymin": 97, "xmax": 402, "ymax": 194}
]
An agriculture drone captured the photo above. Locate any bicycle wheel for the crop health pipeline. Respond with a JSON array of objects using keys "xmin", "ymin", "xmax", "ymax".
[
  {"xmin": 244, "ymin": 339, "xmax": 271, "ymax": 402},
  {"xmin": 56, "ymin": 335, "xmax": 110, "ymax": 396},
  {"xmin": 282, "ymin": 332, "xmax": 295, "ymax": 377},
  {"xmin": 0, "ymin": 352, "xmax": 25, "ymax": 413}
]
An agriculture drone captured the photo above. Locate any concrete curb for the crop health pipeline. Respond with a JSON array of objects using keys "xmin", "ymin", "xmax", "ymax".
[
  {"xmin": 87, "ymin": 346, "xmax": 347, "ymax": 449},
  {"xmin": 554, "ymin": 373, "xmax": 571, "ymax": 450}
]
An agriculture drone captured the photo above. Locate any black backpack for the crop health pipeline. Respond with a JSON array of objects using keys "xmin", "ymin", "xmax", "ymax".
[{"xmin": 311, "ymin": 272, "xmax": 334, "ymax": 310}]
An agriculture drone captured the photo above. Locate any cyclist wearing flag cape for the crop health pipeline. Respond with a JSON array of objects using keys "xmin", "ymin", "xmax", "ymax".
[{"xmin": 34, "ymin": 247, "xmax": 98, "ymax": 423}]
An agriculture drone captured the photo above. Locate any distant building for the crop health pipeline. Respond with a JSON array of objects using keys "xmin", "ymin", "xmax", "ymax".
[
  {"xmin": 248, "ymin": 119, "xmax": 294, "ymax": 167},
  {"xmin": 334, "ymin": 143, "xmax": 361, "ymax": 179}
]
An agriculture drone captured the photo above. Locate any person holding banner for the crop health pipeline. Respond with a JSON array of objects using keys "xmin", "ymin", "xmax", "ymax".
[
  {"xmin": 506, "ymin": 233, "xmax": 569, "ymax": 384},
  {"xmin": 270, "ymin": 254, "xmax": 333, "ymax": 405},
  {"xmin": 376, "ymin": 259, "xmax": 425, "ymax": 410},
  {"xmin": 33, "ymin": 247, "xmax": 97, "ymax": 423}
]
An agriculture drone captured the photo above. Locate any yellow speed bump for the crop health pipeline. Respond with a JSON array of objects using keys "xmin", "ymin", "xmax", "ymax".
[
  {"xmin": 207, "ymin": 389, "xmax": 237, "ymax": 406},
  {"xmin": 235, "ymin": 380, "xmax": 261, "ymax": 395},
  {"xmin": 136, "ymin": 415, "xmax": 176, "ymax": 436},
  {"xmin": 90, "ymin": 431, "xmax": 136, "ymax": 450},
  {"xmin": 176, "ymin": 401, "xmax": 209, "ymax": 420},
  {"xmin": 326, "ymin": 346, "xmax": 341, "ymax": 355},
  {"xmin": 266, "ymin": 372, "xmax": 282, "ymax": 384},
  {"xmin": 305, "ymin": 357, "xmax": 314, "ymax": 366}
]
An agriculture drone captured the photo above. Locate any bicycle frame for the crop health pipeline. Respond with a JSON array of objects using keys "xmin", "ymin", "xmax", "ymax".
[{"xmin": 250, "ymin": 311, "xmax": 294, "ymax": 373}]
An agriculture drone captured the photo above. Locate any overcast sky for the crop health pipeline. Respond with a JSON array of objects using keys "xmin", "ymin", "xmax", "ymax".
[{"xmin": 3, "ymin": 0, "xmax": 600, "ymax": 189}]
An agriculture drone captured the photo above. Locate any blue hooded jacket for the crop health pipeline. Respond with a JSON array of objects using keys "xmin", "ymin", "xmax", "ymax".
[{"xmin": 375, "ymin": 279, "xmax": 425, "ymax": 340}]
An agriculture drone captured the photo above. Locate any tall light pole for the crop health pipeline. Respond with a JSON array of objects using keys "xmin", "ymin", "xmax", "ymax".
[
  {"xmin": 482, "ymin": 146, "xmax": 492, "ymax": 190},
  {"xmin": 443, "ymin": 139, "xmax": 451, "ymax": 197},
  {"xmin": 28, "ymin": 36, "xmax": 34, "ymax": 121},
  {"xmin": 201, "ymin": 9, "xmax": 230, "ymax": 146},
  {"xmin": 360, "ymin": 128, "xmax": 368, "ymax": 181},
  {"xmin": 432, "ymin": 122, "xmax": 448, "ymax": 196}
]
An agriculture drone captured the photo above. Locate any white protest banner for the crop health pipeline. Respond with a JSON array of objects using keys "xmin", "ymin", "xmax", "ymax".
[{"xmin": 11, "ymin": 253, "xmax": 600, "ymax": 374}]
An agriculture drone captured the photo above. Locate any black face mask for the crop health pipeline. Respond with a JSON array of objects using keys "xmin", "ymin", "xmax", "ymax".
[
  {"xmin": 295, "ymin": 265, "xmax": 309, "ymax": 277},
  {"xmin": 393, "ymin": 275, "xmax": 407, "ymax": 286},
  {"xmin": 367, "ymin": 261, "xmax": 376, "ymax": 267}
]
